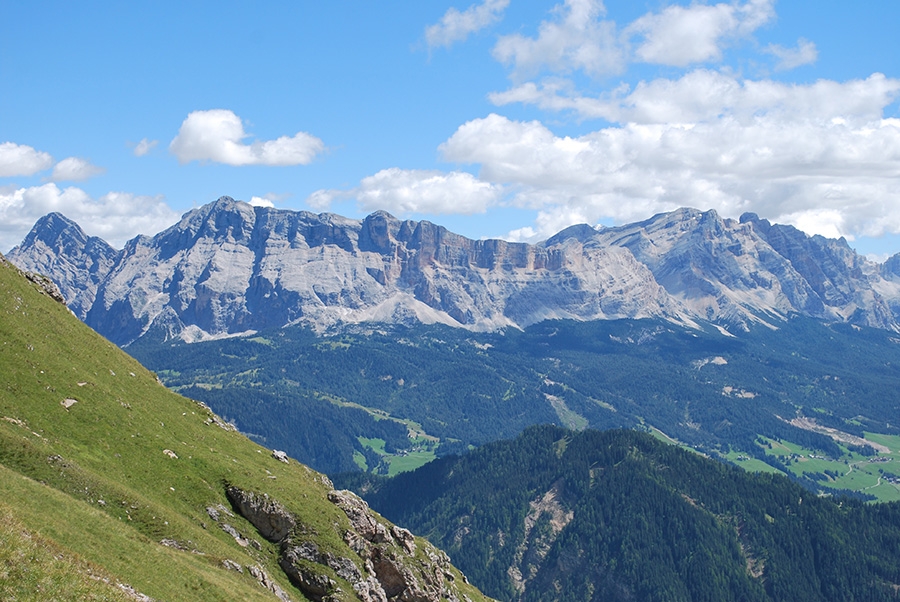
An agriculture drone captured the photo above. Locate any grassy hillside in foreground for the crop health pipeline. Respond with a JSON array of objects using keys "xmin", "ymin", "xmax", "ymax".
[
  {"xmin": 338, "ymin": 425, "xmax": 900, "ymax": 602},
  {"xmin": 0, "ymin": 255, "xmax": 491, "ymax": 602}
]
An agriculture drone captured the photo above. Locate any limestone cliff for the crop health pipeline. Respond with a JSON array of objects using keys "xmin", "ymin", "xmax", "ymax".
[{"xmin": 9, "ymin": 197, "xmax": 900, "ymax": 345}]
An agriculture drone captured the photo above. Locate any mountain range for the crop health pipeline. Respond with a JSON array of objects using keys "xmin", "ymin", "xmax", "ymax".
[
  {"xmin": 9, "ymin": 196, "xmax": 900, "ymax": 347},
  {"xmin": 5, "ymin": 232, "xmax": 900, "ymax": 602}
]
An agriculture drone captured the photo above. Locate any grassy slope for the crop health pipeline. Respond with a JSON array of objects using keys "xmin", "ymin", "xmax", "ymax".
[{"xmin": 0, "ymin": 256, "xmax": 489, "ymax": 602}]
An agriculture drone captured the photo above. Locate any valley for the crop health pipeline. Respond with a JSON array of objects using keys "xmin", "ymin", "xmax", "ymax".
[{"xmin": 128, "ymin": 316, "xmax": 900, "ymax": 501}]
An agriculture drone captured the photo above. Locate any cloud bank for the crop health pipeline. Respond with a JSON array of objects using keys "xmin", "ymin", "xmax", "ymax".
[
  {"xmin": 308, "ymin": 168, "xmax": 503, "ymax": 215},
  {"xmin": 0, "ymin": 184, "xmax": 180, "ymax": 252},
  {"xmin": 408, "ymin": 0, "xmax": 900, "ymax": 243}
]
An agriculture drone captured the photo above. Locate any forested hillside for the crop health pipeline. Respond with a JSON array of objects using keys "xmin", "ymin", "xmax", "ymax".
[
  {"xmin": 337, "ymin": 425, "xmax": 900, "ymax": 602},
  {"xmin": 130, "ymin": 317, "xmax": 900, "ymax": 500}
]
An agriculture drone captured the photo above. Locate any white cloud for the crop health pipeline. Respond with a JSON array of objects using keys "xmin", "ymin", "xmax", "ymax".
[
  {"xmin": 439, "ymin": 103, "xmax": 900, "ymax": 241},
  {"xmin": 426, "ymin": 0, "xmax": 509, "ymax": 49},
  {"xmin": 765, "ymin": 38, "xmax": 818, "ymax": 71},
  {"xmin": 492, "ymin": 0, "xmax": 625, "ymax": 79},
  {"xmin": 491, "ymin": 71, "xmax": 900, "ymax": 125},
  {"xmin": 625, "ymin": 0, "xmax": 774, "ymax": 67},
  {"xmin": 0, "ymin": 183, "xmax": 180, "ymax": 252},
  {"xmin": 489, "ymin": 0, "xmax": 774, "ymax": 81},
  {"xmin": 50, "ymin": 157, "xmax": 105, "ymax": 182},
  {"xmin": 0, "ymin": 142, "xmax": 54, "ymax": 177},
  {"xmin": 440, "ymin": 114, "xmax": 594, "ymax": 189},
  {"xmin": 169, "ymin": 109, "xmax": 325, "ymax": 166},
  {"xmin": 133, "ymin": 138, "xmax": 159, "ymax": 157},
  {"xmin": 307, "ymin": 168, "xmax": 503, "ymax": 215},
  {"xmin": 775, "ymin": 208, "xmax": 846, "ymax": 240},
  {"xmin": 249, "ymin": 196, "xmax": 275, "ymax": 208},
  {"xmin": 476, "ymin": 2, "xmax": 898, "ymax": 243},
  {"xmin": 306, "ymin": 189, "xmax": 340, "ymax": 211}
]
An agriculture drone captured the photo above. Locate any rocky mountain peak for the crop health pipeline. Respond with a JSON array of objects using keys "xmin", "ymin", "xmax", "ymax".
[
  {"xmin": 20, "ymin": 212, "xmax": 87, "ymax": 249},
  {"xmin": 10, "ymin": 199, "xmax": 900, "ymax": 345},
  {"xmin": 360, "ymin": 210, "xmax": 402, "ymax": 254},
  {"xmin": 8, "ymin": 212, "xmax": 118, "ymax": 319},
  {"xmin": 542, "ymin": 223, "xmax": 600, "ymax": 248},
  {"xmin": 172, "ymin": 196, "xmax": 258, "ymax": 244}
]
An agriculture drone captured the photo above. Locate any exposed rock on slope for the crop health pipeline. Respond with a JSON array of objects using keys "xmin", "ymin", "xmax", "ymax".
[
  {"xmin": 9, "ymin": 197, "xmax": 900, "ymax": 344},
  {"xmin": 225, "ymin": 484, "xmax": 472, "ymax": 602}
]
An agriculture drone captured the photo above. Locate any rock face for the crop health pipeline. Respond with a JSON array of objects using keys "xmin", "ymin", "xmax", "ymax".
[
  {"xmin": 567, "ymin": 208, "xmax": 900, "ymax": 331},
  {"xmin": 7, "ymin": 212, "xmax": 117, "ymax": 318},
  {"xmin": 8, "ymin": 197, "xmax": 900, "ymax": 344},
  {"xmin": 225, "ymin": 485, "xmax": 473, "ymax": 602}
]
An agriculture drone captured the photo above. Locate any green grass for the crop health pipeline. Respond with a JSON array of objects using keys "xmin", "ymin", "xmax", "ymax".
[
  {"xmin": 864, "ymin": 432, "xmax": 900, "ymax": 452},
  {"xmin": 739, "ymin": 434, "xmax": 900, "ymax": 502},
  {"xmin": 0, "ymin": 257, "xmax": 492, "ymax": 602},
  {"xmin": 723, "ymin": 450, "xmax": 785, "ymax": 475},
  {"xmin": 358, "ymin": 436, "xmax": 438, "ymax": 475},
  {"xmin": 0, "ymin": 501, "xmax": 134, "ymax": 602},
  {"xmin": 0, "ymin": 465, "xmax": 272, "ymax": 601},
  {"xmin": 385, "ymin": 450, "xmax": 437, "ymax": 476},
  {"xmin": 358, "ymin": 436, "xmax": 387, "ymax": 454}
]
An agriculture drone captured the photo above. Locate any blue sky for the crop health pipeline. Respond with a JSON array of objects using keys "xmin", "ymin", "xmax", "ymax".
[{"xmin": 3, "ymin": 1, "xmax": 900, "ymax": 259}]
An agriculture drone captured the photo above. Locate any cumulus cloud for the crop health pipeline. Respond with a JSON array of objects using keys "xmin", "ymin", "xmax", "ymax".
[
  {"xmin": 0, "ymin": 183, "xmax": 180, "ymax": 252},
  {"xmin": 490, "ymin": 0, "xmax": 774, "ymax": 81},
  {"xmin": 0, "ymin": 142, "xmax": 54, "ymax": 177},
  {"xmin": 426, "ymin": 0, "xmax": 509, "ymax": 49},
  {"xmin": 133, "ymin": 138, "xmax": 158, "ymax": 157},
  {"xmin": 765, "ymin": 38, "xmax": 818, "ymax": 71},
  {"xmin": 439, "ymin": 103, "xmax": 900, "ymax": 241},
  {"xmin": 50, "ymin": 157, "xmax": 105, "ymax": 182},
  {"xmin": 467, "ymin": 1, "xmax": 898, "ymax": 243},
  {"xmin": 775, "ymin": 208, "xmax": 847, "ymax": 240},
  {"xmin": 306, "ymin": 189, "xmax": 340, "ymax": 211},
  {"xmin": 492, "ymin": 71, "xmax": 900, "ymax": 124},
  {"xmin": 625, "ymin": 0, "xmax": 774, "ymax": 67},
  {"xmin": 249, "ymin": 196, "xmax": 275, "ymax": 208},
  {"xmin": 307, "ymin": 168, "xmax": 503, "ymax": 215},
  {"xmin": 169, "ymin": 109, "xmax": 325, "ymax": 166},
  {"xmin": 492, "ymin": 0, "xmax": 625, "ymax": 79}
]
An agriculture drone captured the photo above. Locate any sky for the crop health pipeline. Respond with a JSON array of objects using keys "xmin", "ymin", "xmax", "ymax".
[{"xmin": 3, "ymin": 1, "xmax": 900, "ymax": 259}]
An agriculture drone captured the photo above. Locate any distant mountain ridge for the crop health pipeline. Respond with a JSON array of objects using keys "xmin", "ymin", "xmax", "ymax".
[{"xmin": 9, "ymin": 196, "xmax": 900, "ymax": 345}]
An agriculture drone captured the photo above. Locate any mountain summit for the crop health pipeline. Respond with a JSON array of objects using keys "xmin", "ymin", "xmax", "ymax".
[{"xmin": 9, "ymin": 197, "xmax": 900, "ymax": 345}]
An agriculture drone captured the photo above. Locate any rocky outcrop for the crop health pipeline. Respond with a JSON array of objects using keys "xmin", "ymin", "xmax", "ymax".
[
  {"xmin": 507, "ymin": 480, "xmax": 573, "ymax": 596},
  {"xmin": 0, "ymin": 253, "xmax": 66, "ymax": 304},
  {"xmin": 10, "ymin": 198, "xmax": 900, "ymax": 344},
  {"xmin": 225, "ymin": 486, "xmax": 296, "ymax": 543},
  {"xmin": 225, "ymin": 484, "xmax": 475, "ymax": 602}
]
